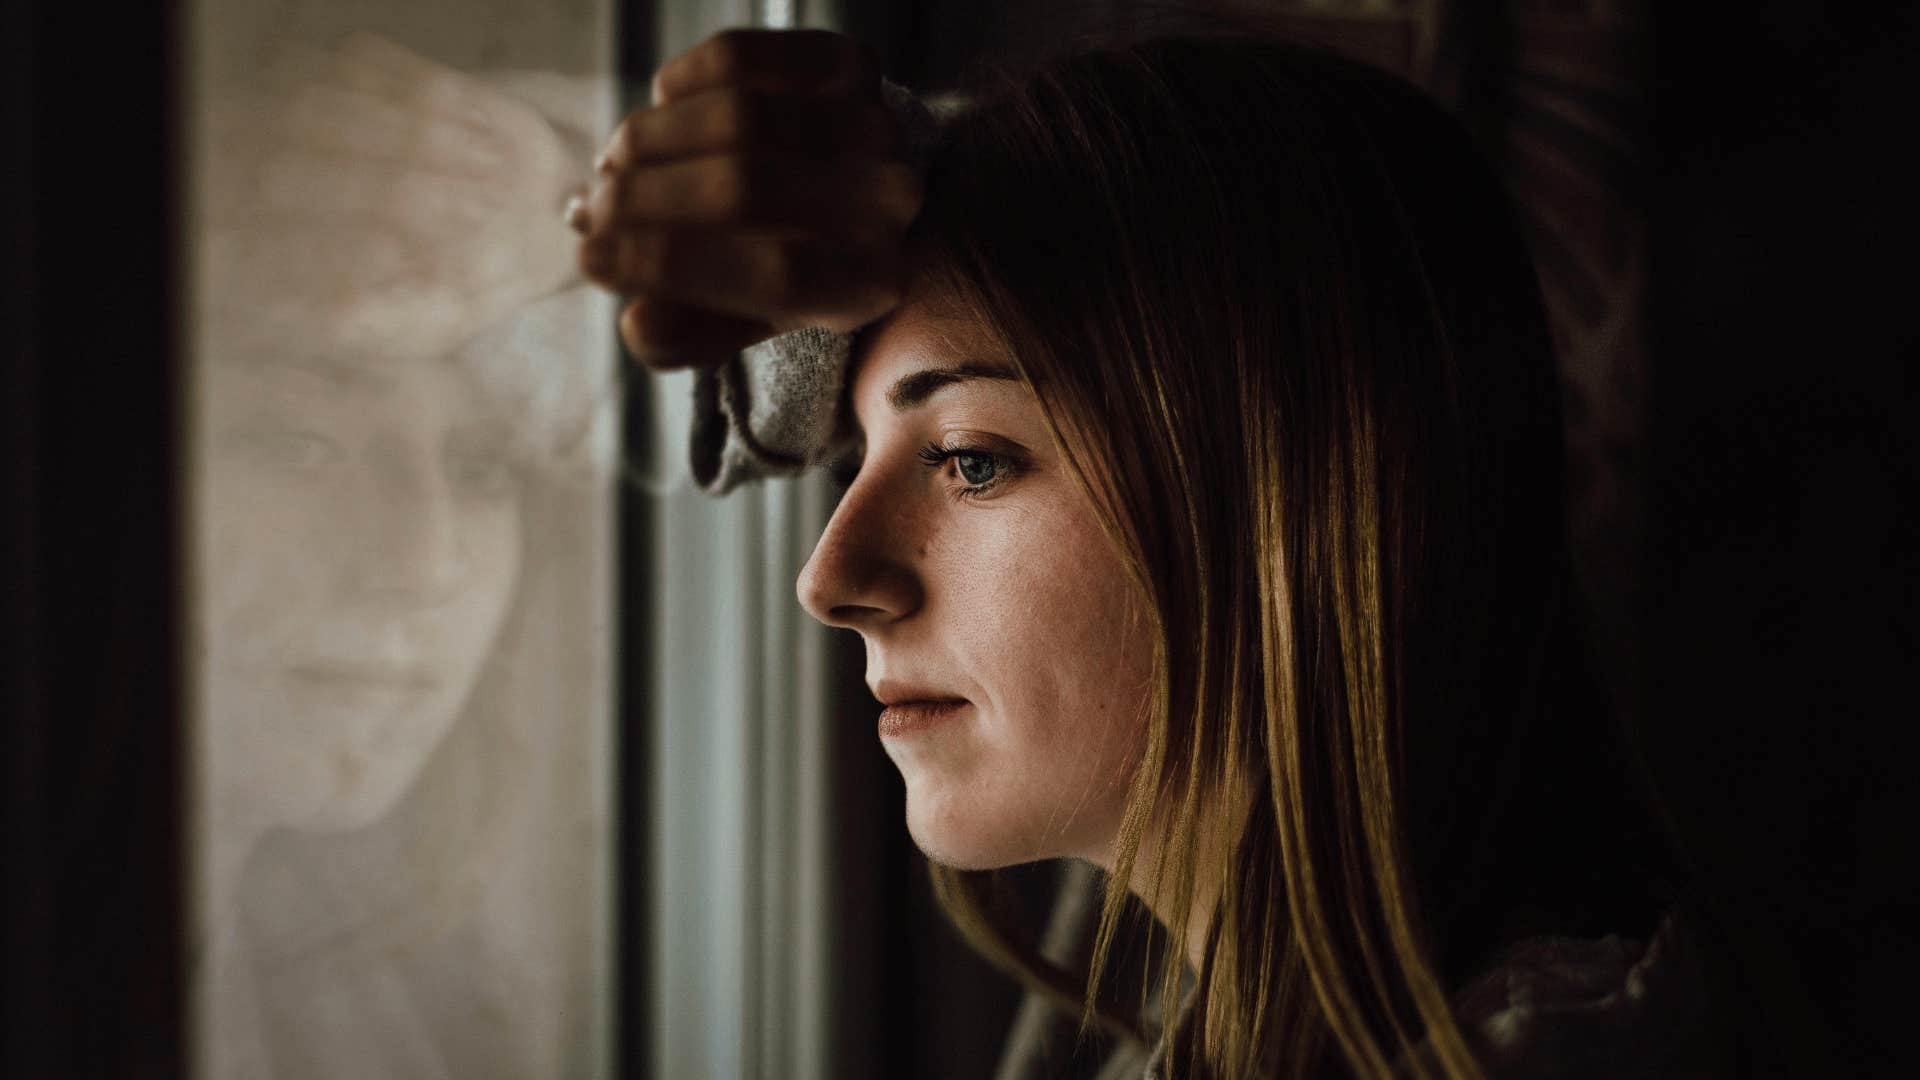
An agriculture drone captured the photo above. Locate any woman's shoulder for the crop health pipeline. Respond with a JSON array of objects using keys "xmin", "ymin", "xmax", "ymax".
[
  {"xmin": 1442, "ymin": 904, "xmax": 1733, "ymax": 1078},
  {"xmin": 1121, "ymin": 905, "xmax": 1731, "ymax": 1080}
]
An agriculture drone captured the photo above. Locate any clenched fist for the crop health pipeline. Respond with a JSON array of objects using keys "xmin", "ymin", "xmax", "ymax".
[
  {"xmin": 572, "ymin": 28, "xmax": 926, "ymax": 369},
  {"xmin": 201, "ymin": 32, "xmax": 588, "ymax": 366}
]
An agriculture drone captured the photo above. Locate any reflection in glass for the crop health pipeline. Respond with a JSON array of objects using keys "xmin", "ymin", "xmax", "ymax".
[{"xmin": 187, "ymin": 9, "xmax": 615, "ymax": 1078}]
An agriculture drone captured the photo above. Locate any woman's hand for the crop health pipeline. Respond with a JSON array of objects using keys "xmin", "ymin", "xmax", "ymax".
[
  {"xmin": 202, "ymin": 32, "xmax": 587, "ymax": 365},
  {"xmin": 573, "ymin": 28, "xmax": 925, "ymax": 369}
]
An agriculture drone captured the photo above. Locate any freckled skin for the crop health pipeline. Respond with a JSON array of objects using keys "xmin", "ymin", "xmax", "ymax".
[{"xmin": 796, "ymin": 288, "xmax": 1155, "ymax": 871}]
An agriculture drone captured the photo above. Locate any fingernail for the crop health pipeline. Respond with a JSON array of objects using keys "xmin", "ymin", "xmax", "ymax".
[
  {"xmin": 649, "ymin": 69, "xmax": 665, "ymax": 107},
  {"xmin": 593, "ymin": 151, "xmax": 613, "ymax": 176},
  {"xmin": 564, "ymin": 194, "xmax": 589, "ymax": 233}
]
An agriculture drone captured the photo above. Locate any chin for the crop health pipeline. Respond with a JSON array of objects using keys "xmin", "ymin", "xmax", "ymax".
[
  {"xmin": 902, "ymin": 782, "xmax": 1044, "ymax": 872},
  {"xmin": 268, "ymin": 751, "xmax": 421, "ymax": 835},
  {"xmin": 236, "ymin": 708, "xmax": 453, "ymax": 836}
]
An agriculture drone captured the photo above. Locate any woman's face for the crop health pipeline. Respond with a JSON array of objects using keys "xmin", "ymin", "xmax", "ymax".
[
  {"xmin": 197, "ymin": 353, "xmax": 524, "ymax": 835},
  {"xmin": 797, "ymin": 286, "xmax": 1155, "ymax": 871}
]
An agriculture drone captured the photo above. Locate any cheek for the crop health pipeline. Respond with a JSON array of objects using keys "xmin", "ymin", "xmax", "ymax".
[
  {"xmin": 1030, "ymin": 552, "xmax": 1152, "ymax": 774},
  {"xmin": 915, "ymin": 501, "xmax": 1152, "ymax": 865},
  {"xmin": 947, "ymin": 503, "xmax": 1153, "ymax": 774},
  {"xmin": 445, "ymin": 497, "xmax": 522, "ymax": 646},
  {"xmin": 198, "ymin": 462, "xmax": 338, "ymax": 648}
]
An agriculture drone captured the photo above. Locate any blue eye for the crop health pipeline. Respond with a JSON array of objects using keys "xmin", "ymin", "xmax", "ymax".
[
  {"xmin": 953, "ymin": 451, "xmax": 1000, "ymax": 486},
  {"xmin": 917, "ymin": 442, "xmax": 1017, "ymax": 499}
]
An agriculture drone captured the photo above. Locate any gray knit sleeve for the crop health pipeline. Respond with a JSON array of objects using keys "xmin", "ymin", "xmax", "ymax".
[{"xmin": 687, "ymin": 78, "xmax": 947, "ymax": 495}]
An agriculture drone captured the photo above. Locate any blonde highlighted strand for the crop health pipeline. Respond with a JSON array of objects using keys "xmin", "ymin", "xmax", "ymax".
[{"xmin": 905, "ymin": 16, "xmax": 1677, "ymax": 1079}]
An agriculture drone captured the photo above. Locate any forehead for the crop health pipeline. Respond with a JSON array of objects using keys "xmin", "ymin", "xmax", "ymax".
[{"xmin": 849, "ymin": 288, "xmax": 1009, "ymax": 403}]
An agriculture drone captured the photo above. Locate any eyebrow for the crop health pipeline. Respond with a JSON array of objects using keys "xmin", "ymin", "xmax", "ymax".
[{"xmin": 884, "ymin": 362, "xmax": 1023, "ymax": 411}]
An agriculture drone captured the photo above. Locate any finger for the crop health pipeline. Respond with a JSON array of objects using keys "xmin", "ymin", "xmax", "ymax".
[
  {"xmin": 586, "ymin": 152, "xmax": 923, "ymax": 237},
  {"xmin": 597, "ymin": 88, "xmax": 899, "ymax": 174},
  {"xmin": 578, "ymin": 227, "xmax": 907, "ymax": 331},
  {"xmin": 652, "ymin": 28, "xmax": 880, "ymax": 106},
  {"xmin": 617, "ymin": 295, "xmax": 775, "ymax": 369}
]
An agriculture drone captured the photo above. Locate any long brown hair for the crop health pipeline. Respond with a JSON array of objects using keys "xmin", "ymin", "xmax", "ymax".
[{"xmin": 908, "ymin": 27, "xmax": 1674, "ymax": 1080}]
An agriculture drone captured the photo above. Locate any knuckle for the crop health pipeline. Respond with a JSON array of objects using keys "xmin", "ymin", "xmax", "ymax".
[
  {"xmin": 707, "ymin": 155, "xmax": 758, "ymax": 219},
  {"xmin": 713, "ymin": 89, "xmax": 760, "ymax": 146},
  {"xmin": 705, "ymin": 29, "xmax": 753, "ymax": 81},
  {"xmin": 629, "ymin": 230, "xmax": 674, "ymax": 287},
  {"xmin": 578, "ymin": 238, "xmax": 615, "ymax": 284}
]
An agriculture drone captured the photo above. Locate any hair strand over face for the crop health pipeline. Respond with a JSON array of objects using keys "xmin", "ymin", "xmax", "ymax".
[{"xmin": 910, "ymin": 26, "xmax": 1673, "ymax": 1080}]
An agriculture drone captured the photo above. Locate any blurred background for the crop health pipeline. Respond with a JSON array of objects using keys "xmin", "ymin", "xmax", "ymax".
[{"xmin": 5, "ymin": 1, "xmax": 1914, "ymax": 1077}]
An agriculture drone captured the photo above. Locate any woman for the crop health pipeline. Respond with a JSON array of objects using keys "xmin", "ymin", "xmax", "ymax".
[
  {"xmin": 195, "ymin": 32, "xmax": 616, "ymax": 1078},
  {"xmin": 577, "ymin": 23, "xmax": 1719, "ymax": 1079}
]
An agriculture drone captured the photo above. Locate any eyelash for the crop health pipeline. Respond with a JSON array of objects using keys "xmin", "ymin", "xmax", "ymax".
[{"xmin": 916, "ymin": 442, "xmax": 1018, "ymax": 502}]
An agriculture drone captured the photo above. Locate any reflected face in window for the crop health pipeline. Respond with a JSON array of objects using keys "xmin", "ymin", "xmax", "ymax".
[
  {"xmin": 197, "ymin": 353, "xmax": 524, "ymax": 835},
  {"xmin": 796, "ymin": 287, "xmax": 1154, "ymax": 871}
]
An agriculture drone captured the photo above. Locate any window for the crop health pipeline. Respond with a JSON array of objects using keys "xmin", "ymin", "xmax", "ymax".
[{"xmin": 184, "ymin": 3, "xmax": 620, "ymax": 1075}]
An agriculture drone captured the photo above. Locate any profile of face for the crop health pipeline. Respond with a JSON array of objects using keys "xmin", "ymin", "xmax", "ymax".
[
  {"xmin": 191, "ymin": 29, "xmax": 602, "ymax": 847},
  {"xmin": 197, "ymin": 352, "xmax": 525, "ymax": 835},
  {"xmin": 797, "ymin": 282, "xmax": 1156, "ymax": 871}
]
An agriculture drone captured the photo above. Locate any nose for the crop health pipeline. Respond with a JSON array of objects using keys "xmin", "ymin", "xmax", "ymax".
[
  {"xmin": 342, "ymin": 440, "xmax": 468, "ymax": 605},
  {"xmin": 795, "ymin": 475, "xmax": 922, "ymax": 630}
]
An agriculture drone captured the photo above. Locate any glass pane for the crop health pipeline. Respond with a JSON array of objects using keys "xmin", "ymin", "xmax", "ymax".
[{"xmin": 182, "ymin": 3, "xmax": 619, "ymax": 1077}]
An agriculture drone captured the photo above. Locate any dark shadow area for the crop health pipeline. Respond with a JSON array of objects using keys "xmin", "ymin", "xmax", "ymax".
[
  {"xmin": 3, "ymin": 2, "xmax": 185, "ymax": 1078},
  {"xmin": 1642, "ymin": 3, "xmax": 1918, "ymax": 1074}
]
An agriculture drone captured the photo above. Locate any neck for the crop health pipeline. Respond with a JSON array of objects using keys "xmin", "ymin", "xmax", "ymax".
[{"xmin": 1088, "ymin": 776, "xmax": 1255, "ymax": 978}]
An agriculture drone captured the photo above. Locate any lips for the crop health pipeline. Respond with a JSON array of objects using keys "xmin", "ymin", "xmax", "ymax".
[
  {"xmin": 877, "ymin": 699, "xmax": 969, "ymax": 738},
  {"xmin": 869, "ymin": 678, "xmax": 968, "ymax": 708},
  {"xmin": 869, "ymin": 679, "xmax": 970, "ymax": 738}
]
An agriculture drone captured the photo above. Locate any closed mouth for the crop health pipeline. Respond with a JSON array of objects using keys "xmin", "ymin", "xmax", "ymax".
[
  {"xmin": 870, "ymin": 677, "xmax": 969, "ymax": 708},
  {"xmin": 876, "ymin": 698, "xmax": 971, "ymax": 737}
]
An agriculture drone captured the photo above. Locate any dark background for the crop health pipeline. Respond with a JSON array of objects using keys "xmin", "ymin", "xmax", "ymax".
[{"xmin": 6, "ymin": 1, "xmax": 1915, "ymax": 1077}]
